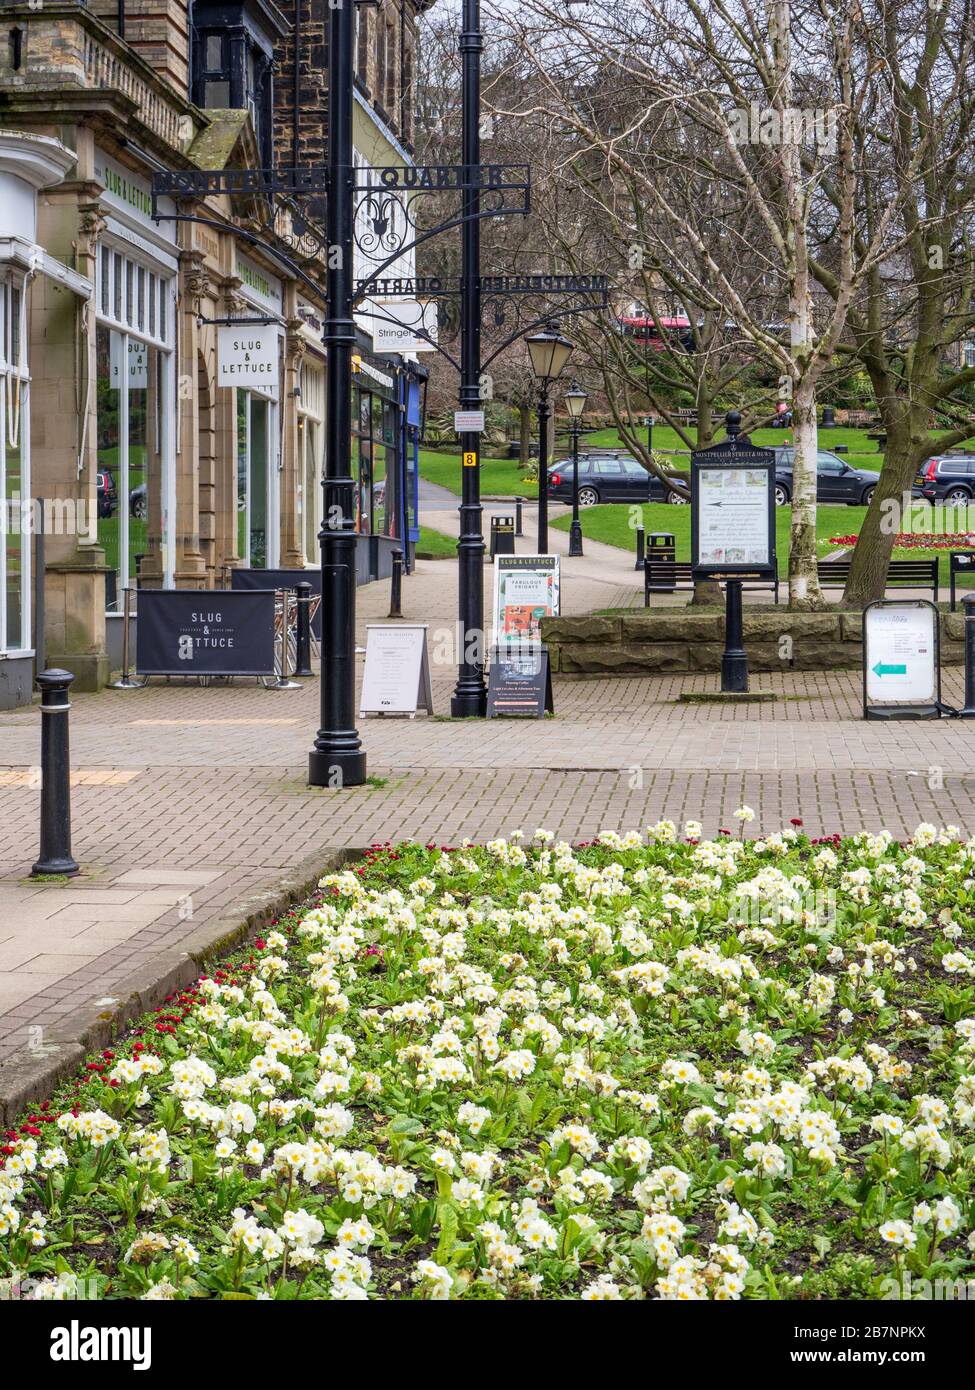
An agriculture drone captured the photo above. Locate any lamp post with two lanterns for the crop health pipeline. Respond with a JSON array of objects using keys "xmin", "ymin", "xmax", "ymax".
[
  {"xmin": 564, "ymin": 382, "xmax": 588, "ymax": 557},
  {"xmin": 525, "ymin": 324, "xmax": 574, "ymax": 554}
]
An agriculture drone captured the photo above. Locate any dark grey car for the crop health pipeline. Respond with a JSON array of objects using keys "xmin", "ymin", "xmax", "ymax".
[
  {"xmin": 547, "ymin": 453, "xmax": 688, "ymax": 505},
  {"xmin": 772, "ymin": 448, "xmax": 879, "ymax": 506}
]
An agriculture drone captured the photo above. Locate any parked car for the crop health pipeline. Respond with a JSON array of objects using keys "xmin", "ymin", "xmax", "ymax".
[
  {"xmin": 129, "ymin": 484, "xmax": 147, "ymax": 519},
  {"xmin": 916, "ymin": 455, "xmax": 975, "ymax": 504},
  {"xmin": 772, "ymin": 448, "xmax": 880, "ymax": 506},
  {"xmin": 97, "ymin": 469, "xmax": 118, "ymax": 518},
  {"xmin": 547, "ymin": 452, "xmax": 688, "ymax": 506}
]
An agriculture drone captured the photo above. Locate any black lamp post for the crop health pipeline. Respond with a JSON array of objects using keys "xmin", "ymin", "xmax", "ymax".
[
  {"xmin": 450, "ymin": 0, "xmax": 486, "ymax": 718},
  {"xmin": 564, "ymin": 382, "xmax": 587, "ymax": 557},
  {"xmin": 526, "ymin": 324, "xmax": 573, "ymax": 553},
  {"xmin": 646, "ymin": 412, "xmax": 655, "ymax": 457},
  {"xmin": 308, "ymin": 0, "xmax": 366, "ymax": 787}
]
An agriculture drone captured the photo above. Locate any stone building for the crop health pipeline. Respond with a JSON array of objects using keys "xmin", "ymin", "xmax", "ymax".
[{"xmin": 0, "ymin": 0, "xmax": 430, "ymax": 707}]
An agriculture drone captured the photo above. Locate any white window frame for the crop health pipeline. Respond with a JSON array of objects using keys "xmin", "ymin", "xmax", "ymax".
[
  {"xmin": 0, "ymin": 271, "xmax": 31, "ymax": 655},
  {"xmin": 95, "ymin": 241, "xmax": 176, "ymax": 604}
]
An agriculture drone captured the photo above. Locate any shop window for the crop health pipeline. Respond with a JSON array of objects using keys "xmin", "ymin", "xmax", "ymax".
[
  {"xmin": 0, "ymin": 275, "xmax": 29, "ymax": 653},
  {"xmin": 236, "ymin": 388, "xmax": 273, "ymax": 568},
  {"xmin": 95, "ymin": 326, "xmax": 171, "ymax": 609},
  {"xmin": 298, "ymin": 362, "xmax": 324, "ymax": 565},
  {"xmin": 353, "ymin": 379, "xmax": 402, "ymax": 538}
]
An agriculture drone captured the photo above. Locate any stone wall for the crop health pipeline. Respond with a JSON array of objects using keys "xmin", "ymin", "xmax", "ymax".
[{"xmin": 541, "ymin": 610, "xmax": 968, "ymax": 676}]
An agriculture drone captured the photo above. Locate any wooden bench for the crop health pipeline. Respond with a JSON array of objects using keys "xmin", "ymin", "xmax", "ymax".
[
  {"xmin": 643, "ymin": 558, "xmax": 780, "ymax": 605},
  {"xmin": 816, "ymin": 557, "xmax": 938, "ymax": 601}
]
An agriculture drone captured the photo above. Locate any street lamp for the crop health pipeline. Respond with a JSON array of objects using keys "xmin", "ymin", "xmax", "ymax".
[
  {"xmin": 526, "ymin": 324, "xmax": 573, "ymax": 552},
  {"xmin": 564, "ymin": 382, "xmax": 587, "ymax": 557},
  {"xmin": 645, "ymin": 412, "xmax": 655, "ymax": 457},
  {"xmin": 308, "ymin": 0, "xmax": 366, "ymax": 787}
]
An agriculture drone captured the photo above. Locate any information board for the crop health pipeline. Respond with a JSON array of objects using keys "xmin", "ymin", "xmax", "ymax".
[
  {"xmin": 492, "ymin": 555, "xmax": 560, "ymax": 647},
  {"xmin": 863, "ymin": 600, "xmax": 940, "ymax": 719},
  {"xmin": 359, "ymin": 624, "xmax": 433, "ymax": 717},
  {"xmin": 136, "ymin": 589, "xmax": 276, "ymax": 676},
  {"xmin": 691, "ymin": 438, "xmax": 776, "ymax": 579}
]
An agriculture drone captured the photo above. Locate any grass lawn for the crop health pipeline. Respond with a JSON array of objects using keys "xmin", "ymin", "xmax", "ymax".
[
  {"xmin": 420, "ymin": 425, "xmax": 975, "ymax": 502},
  {"xmin": 420, "ymin": 448, "xmax": 538, "ymax": 499},
  {"xmin": 414, "ymin": 525, "xmax": 458, "ymax": 558},
  {"xmin": 551, "ymin": 500, "xmax": 975, "ymax": 587}
]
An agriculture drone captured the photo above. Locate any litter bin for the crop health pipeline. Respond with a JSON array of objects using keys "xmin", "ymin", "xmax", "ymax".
[
  {"xmin": 490, "ymin": 515, "xmax": 516, "ymax": 558},
  {"xmin": 646, "ymin": 531, "xmax": 676, "ymax": 593},
  {"xmin": 822, "ymin": 405, "xmax": 836, "ymax": 427}
]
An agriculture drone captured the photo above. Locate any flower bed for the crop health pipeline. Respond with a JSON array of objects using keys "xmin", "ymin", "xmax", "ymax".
[
  {"xmin": 3, "ymin": 820, "xmax": 975, "ymax": 1301},
  {"xmin": 829, "ymin": 533, "xmax": 975, "ymax": 550}
]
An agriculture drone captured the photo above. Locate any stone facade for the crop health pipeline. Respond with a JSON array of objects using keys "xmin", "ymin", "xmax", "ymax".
[
  {"xmin": 0, "ymin": 0, "xmax": 427, "ymax": 700},
  {"xmin": 543, "ymin": 609, "xmax": 969, "ymax": 675}
]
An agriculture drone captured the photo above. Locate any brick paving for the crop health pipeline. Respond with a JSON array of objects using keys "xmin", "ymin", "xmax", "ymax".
[{"xmin": 0, "ymin": 537, "xmax": 973, "ymax": 1088}]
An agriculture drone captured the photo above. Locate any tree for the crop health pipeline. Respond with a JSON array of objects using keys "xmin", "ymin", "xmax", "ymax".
[{"xmin": 488, "ymin": 0, "xmax": 919, "ymax": 608}]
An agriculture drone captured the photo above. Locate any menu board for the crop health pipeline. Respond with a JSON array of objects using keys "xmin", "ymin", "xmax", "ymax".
[
  {"xmin": 359, "ymin": 624, "xmax": 433, "ymax": 717},
  {"xmin": 691, "ymin": 439, "xmax": 776, "ymax": 579},
  {"xmin": 492, "ymin": 556, "xmax": 560, "ymax": 647}
]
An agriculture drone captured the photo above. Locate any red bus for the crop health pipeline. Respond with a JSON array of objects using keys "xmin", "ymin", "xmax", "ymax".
[{"xmin": 619, "ymin": 315, "xmax": 694, "ymax": 351}]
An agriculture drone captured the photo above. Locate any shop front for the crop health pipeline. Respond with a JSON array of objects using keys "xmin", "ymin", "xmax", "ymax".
[
  {"xmin": 0, "ymin": 131, "xmax": 88, "ymax": 707},
  {"xmin": 230, "ymin": 252, "xmax": 284, "ymax": 572},
  {"xmin": 351, "ymin": 350, "xmax": 420, "ymax": 580},
  {"xmin": 92, "ymin": 150, "xmax": 178, "ymax": 658}
]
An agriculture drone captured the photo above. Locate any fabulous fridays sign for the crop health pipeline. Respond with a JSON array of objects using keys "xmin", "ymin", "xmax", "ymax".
[
  {"xmin": 492, "ymin": 556, "xmax": 560, "ymax": 647},
  {"xmin": 136, "ymin": 590, "xmax": 277, "ymax": 676}
]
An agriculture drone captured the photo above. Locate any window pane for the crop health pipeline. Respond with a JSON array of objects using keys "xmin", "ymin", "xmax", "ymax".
[
  {"xmin": 204, "ymin": 80, "xmax": 231, "ymax": 107},
  {"xmin": 96, "ymin": 326, "xmax": 122, "ymax": 610},
  {"xmin": 100, "ymin": 246, "xmax": 110, "ymax": 316},
  {"xmin": 249, "ymin": 397, "xmax": 268, "ymax": 568},
  {"xmin": 148, "ymin": 273, "xmax": 156, "ymax": 336},
  {"xmin": 137, "ymin": 265, "xmax": 146, "ymax": 332},
  {"xmin": 4, "ymin": 387, "xmax": 25, "ymax": 648},
  {"xmin": 237, "ymin": 389, "xmax": 248, "ymax": 560},
  {"xmin": 126, "ymin": 338, "xmax": 150, "ymax": 589},
  {"xmin": 206, "ymin": 34, "xmax": 223, "ymax": 70},
  {"xmin": 113, "ymin": 253, "xmax": 123, "ymax": 319}
]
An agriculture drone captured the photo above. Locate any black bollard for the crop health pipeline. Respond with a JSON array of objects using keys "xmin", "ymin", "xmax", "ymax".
[
  {"xmin": 514, "ymin": 496, "xmax": 523, "ymax": 537},
  {"xmin": 634, "ymin": 525, "xmax": 645, "ymax": 571},
  {"xmin": 295, "ymin": 582, "xmax": 314, "ymax": 677},
  {"xmin": 721, "ymin": 580, "xmax": 748, "ymax": 693},
  {"xmin": 31, "ymin": 669, "xmax": 79, "ymax": 877},
  {"xmin": 959, "ymin": 594, "xmax": 975, "ymax": 716},
  {"xmin": 389, "ymin": 548, "xmax": 403, "ymax": 618}
]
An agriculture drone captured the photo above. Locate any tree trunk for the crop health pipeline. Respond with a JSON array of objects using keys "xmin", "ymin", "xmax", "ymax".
[
  {"xmin": 842, "ymin": 400, "xmax": 929, "ymax": 606},
  {"xmin": 788, "ymin": 377, "xmax": 827, "ymax": 609},
  {"xmin": 841, "ymin": 436, "xmax": 917, "ymax": 606},
  {"xmin": 519, "ymin": 405, "xmax": 532, "ymax": 463}
]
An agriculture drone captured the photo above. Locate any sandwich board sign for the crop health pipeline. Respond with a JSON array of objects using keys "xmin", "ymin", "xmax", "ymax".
[
  {"xmin": 862, "ymin": 600, "xmax": 940, "ymax": 719},
  {"xmin": 359, "ymin": 624, "xmax": 433, "ymax": 717},
  {"xmin": 492, "ymin": 555, "xmax": 560, "ymax": 648},
  {"xmin": 487, "ymin": 644, "xmax": 554, "ymax": 718}
]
